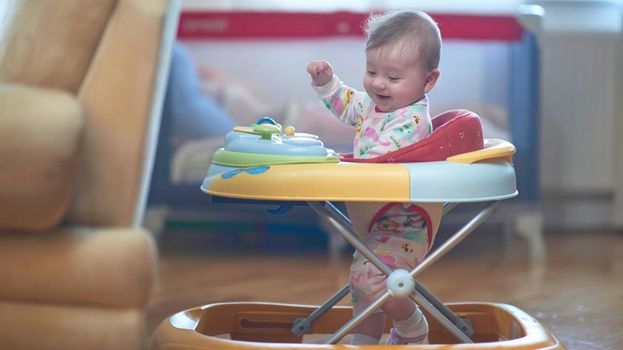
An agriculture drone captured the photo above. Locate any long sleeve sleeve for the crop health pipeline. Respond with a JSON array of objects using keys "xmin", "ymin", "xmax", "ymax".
[{"xmin": 312, "ymin": 75, "xmax": 370, "ymax": 128}]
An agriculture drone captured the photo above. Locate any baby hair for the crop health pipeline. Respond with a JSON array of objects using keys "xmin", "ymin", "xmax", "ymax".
[{"xmin": 365, "ymin": 10, "xmax": 442, "ymax": 71}]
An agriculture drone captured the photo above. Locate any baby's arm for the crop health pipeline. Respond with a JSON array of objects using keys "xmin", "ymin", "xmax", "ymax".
[
  {"xmin": 307, "ymin": 60, "xmax": 368, "ymax": 127},
  {"xmin": 362, "ymin": 112, "xmax": 432, "ymax": 159}
]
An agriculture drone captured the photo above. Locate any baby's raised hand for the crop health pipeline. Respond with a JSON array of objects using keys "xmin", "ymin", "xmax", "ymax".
[{"xmin": 307, "ymin": 60, "xmax": 333, "ymax": 87}]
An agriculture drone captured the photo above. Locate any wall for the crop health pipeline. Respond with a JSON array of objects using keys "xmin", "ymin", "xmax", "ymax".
[
  {"xmin": 615, "ymin": 8, "xmax": 623, "ymax": 229},
  {"xmin": 532, "ymin": 0, "xmax": 622, "ymax": 229}
]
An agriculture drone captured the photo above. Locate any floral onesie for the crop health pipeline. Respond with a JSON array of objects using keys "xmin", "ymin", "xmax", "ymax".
[
  {"xmin": 313, "ymin": 75, "xmax": 436, "ymax": 313},
  {"xmin": 312, "ymin": 75, "xmax": 432, "ymax": 159}
]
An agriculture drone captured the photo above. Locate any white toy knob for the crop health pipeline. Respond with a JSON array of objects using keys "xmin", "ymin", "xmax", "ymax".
[{"xmin": 386, "ymin": 269, "xmax": 415, "ymax": 298}]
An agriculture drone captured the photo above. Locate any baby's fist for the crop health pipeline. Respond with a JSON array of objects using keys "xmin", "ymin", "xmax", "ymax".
[{"xmin": 307, "ymin": 60, "xmax": 333, "ymax": 87}]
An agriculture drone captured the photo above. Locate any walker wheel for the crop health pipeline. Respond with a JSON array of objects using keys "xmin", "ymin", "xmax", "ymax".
[{"xmin": 386, "ymin": 269, "xmax": 415, "ymax": 298}]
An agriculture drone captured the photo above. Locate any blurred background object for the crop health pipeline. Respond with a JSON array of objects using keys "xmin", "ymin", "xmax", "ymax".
[{"xmin": 523, "ymin": 0, "xmax": 623, "ymax": 231}]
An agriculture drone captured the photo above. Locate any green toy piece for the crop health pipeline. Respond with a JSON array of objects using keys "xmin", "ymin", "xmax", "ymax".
[{"xmin": 253, "ymin": 124, "xmax": 281, "ymax": 140}]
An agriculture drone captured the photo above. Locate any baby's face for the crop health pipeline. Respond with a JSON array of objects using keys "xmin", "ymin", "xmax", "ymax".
[{"xmin": 363, "ymin": 41, "xmax": 434, "ymax": 113}]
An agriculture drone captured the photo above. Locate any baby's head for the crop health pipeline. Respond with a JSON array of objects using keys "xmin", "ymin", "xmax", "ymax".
[{"xmin": 363, "ymin": 10, "xmax": 442, "ymax": 112}]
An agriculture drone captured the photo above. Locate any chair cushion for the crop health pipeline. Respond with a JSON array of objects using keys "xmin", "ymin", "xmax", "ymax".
[
  {"xmin": 0, "ymin": 302, "xmax": 144, "ymax": 350},
  {"xmin": 0, "ymin": 0, "xmax": 118, "ymax": 93},
  {"xmin": 340, "ymin": 109, "xmax": 484, "ymax": 163},
  {"xmin": 0, "ymin": 226, "xmax": 156, "ymax": 308},
  {"xmin": 0, "ymin": 85, "xmax": 84, "ymax": 231}
]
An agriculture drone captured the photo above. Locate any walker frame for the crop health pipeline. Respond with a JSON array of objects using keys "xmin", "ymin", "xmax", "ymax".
[{"xmin": 150, "ymin": 119, "xmax": 563, "ymax": 349}]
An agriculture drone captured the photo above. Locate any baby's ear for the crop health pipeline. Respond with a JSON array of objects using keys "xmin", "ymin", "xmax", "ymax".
[{"xmin": 424, "ymin": 69, "xmax": 440, "ymax": 93}]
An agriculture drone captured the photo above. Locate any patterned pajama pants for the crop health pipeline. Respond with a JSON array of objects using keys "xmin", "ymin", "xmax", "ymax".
[{"xmin": 349, "ymin": 203, "xmax": 435, "ymax": 315}]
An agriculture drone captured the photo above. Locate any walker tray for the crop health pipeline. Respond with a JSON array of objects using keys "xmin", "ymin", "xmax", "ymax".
[{"xmin": 201, "ymin": 117, "xmax": 518, "ymax": 203}]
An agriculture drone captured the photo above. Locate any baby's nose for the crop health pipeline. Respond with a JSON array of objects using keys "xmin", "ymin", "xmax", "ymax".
[{"xmin": 373, "ymin": 78, "xmax": 386, "ymax": 90}]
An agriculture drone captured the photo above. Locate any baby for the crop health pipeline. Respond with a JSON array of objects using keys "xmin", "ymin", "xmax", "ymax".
[{"xmin": 307, "ymin": 10, "xmax": 442, "ymax": 345}]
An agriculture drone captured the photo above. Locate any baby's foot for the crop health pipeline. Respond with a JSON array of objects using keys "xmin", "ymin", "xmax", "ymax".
[{"xmin": 385, "ymin": 327, "xmax": 427, "ymax": 345}]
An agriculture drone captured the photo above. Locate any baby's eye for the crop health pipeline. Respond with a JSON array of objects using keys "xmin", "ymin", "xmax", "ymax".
[
  {"xmin": 388, "ymin": 76, "xmax": 400, "ymax": 82},
  {"xmin": 367, "ymin": 70, "xmax": 376, "ymax": 76}
]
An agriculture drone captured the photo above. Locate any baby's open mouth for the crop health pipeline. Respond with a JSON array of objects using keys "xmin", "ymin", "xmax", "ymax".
[{"xmin": 376, "ymin": 94, "xmax": 391, "ymax": 101}]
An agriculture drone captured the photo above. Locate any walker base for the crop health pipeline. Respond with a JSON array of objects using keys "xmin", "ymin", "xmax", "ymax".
[{"xmin": 150, "ymin": 302, "xmax": 564, "ymax": 349}]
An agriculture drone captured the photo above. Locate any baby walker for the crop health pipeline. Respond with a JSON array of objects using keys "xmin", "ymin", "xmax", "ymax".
[{"xmin": 150, "ymin": 111, "xmax": 563, "ymax": 349}]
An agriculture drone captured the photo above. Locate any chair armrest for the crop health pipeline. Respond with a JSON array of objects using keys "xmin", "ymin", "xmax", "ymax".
[{"xmin": 0, "ymin": 84, "xmax": 84, "ymax": 231}]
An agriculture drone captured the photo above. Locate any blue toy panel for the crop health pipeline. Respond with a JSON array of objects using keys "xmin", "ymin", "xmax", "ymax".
[{"xmin": 224, "ymin": 130, "xmax": 328, "ymax": 157}]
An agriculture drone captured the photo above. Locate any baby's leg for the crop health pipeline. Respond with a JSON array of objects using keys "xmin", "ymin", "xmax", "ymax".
[
  {"xmin": 383, "ymin": 298, "xmax": 416, "ymax": 321},
  {"xmin": 378, "ymin": 204, "xmax": 432, "ymax": 344},
  {"xmin": 350, "ymin": 249, "xmax": 427, "ymax": 345},
  {"xmin": 349, "ymin": 251, "xmax": 385, "ymax": 344},
  {"xmin": 350, "ymin": 313, "xmax": 385, "ymax": 344},
  {"xmin": 350, "ymin": 203, "xmax": 435, "ymax": 344}
]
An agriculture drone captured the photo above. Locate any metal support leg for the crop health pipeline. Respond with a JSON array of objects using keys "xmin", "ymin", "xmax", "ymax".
[
  {"xmin": 308, "ymin": 202, "xmax": 479, "ymax": 344},
  {"xmin": 291, "ymin": 285, "xmax": 350, "ymax": 336},
  {"xmin": 414, "ymin": 282, "xmax": 473, "ymax": 336},
  {"xmin": 294, "ymin": 201, "xmax": 463, "ymax": 338},
  {"xmin": 410, "ymin": 201, "xmax": 499, "ymax": 274},
  {"xmin": 308, "ymin": 202, "xmax": 395, "ymax": 276},
  {"xmin": 443, "ymin": 202, "xmax": 460, "ymax": 216},
  {"xmin": 289, "ymin": 203, "xmax": 356, "ymax": 337},
  {"xmin": 296, "ymin": 201, "xmax": 498, "ymax": 344},
  {"xmin": 401, "ymin": 201, "xmax": 499, "ymax": 339}
]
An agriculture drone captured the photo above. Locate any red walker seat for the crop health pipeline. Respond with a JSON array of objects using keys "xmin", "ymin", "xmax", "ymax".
[{"xmin": 340, "ymin": 109, "xmax": 484, "ymax": 163}]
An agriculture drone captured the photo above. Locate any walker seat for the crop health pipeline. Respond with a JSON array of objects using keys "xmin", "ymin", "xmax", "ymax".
[
  {"xmin": 340, "ymin": 109, "xmax": 484, "ymax": 163},
  {"xmin": 151, "ymin": 112, "xmax": 563, "ymax": 349}
]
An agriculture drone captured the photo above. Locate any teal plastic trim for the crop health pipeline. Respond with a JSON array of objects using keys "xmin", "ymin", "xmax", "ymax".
[{"xmin": 405, "ymin": 161, "xmax": 518, "ymax": 202}]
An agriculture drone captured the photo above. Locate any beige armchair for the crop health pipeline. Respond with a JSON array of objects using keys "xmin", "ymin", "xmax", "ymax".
[{"xmin": 0, "ymin": 0, "xmax": 179, "ymax": 349}]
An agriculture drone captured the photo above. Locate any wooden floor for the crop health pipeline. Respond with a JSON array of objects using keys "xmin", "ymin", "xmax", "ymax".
[{"xmin": 146, "ymin": 228, "xmax": 623, "ymax": 350}]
